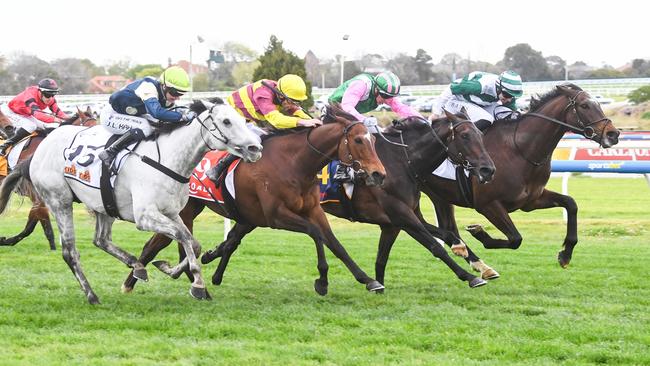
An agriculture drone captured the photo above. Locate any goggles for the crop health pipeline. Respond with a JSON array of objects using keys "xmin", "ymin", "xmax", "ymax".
[
  {"xmin": 41, "ymin": 91, "xmax": 58, "ymax": 98},
  {"xmin": 167, "ymin": 88, "xmax": 185, "ymax": 97}
]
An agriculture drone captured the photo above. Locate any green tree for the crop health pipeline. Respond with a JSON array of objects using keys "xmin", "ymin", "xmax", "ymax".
[
  {"xmin": 133, "ymin": 65, "xmax": 164, "ymax": 80},
  {"xmin": 231, "ymin": 60, "xmax": 261, "ymax": 87},
  {"xmin": 6, "ymin": 54, "xmax": 58, "ymax": 94},
  {"xmin": 106, "ymin": 60, "xmax": 131, "ymax": 76},
  {"xmin": 253, "ymin": 35, "xmax": 312, "ymax": 107},
  {"xmin": 586, "ymin": 68, "xmax": 625, "ymax": 79},
  {"xmin": 192, "ymin": 73, "xmax": 210, "ymax": 92},
  {"xmin": 627, "ymin": 85, "xmax": 650, "ymax": 104},
  {"xmin": 502, "ymin": 43, "xmax": 550, "ymax": 81},
  {"xmin": 386, "ymin": 53, "xmax": 418, "ymax": 85},
  {"xmin": 414, "ymin": 49, "xmax": 434, "ymax": 84}
]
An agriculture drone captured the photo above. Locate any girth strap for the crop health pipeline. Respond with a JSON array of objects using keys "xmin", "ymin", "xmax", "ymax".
[{"xmin": 140, "ymin": 155, "xmax": 190, "ymax": 184}]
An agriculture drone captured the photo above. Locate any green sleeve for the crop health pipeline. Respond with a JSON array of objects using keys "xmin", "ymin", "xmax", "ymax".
[
  {"xmin": 505, "ymin": 99, "xmax": 517, "ymax": 110},
  {"xmin": 449, "ymin": 79, "xmax": 482, "ymax": 96}
]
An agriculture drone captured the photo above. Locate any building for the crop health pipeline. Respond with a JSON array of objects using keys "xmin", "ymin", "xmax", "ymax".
[{"xmin": 87, "ymin": 75, "xmax": 130, "ymax": 94}]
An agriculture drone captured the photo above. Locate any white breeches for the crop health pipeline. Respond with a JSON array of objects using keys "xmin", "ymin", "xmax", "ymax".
[
  {"xmin": 442, "ymin": 99, "xmax": 514, "ymax": 124},
  {"xmin": 100, "ymin": 105, "xmax": 154, "ymax": 136},
  {"xmin": 0, "ymin": 104, "xmax": 57, "ymax": 133}
]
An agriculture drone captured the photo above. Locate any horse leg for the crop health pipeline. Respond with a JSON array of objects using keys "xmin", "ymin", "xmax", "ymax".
[
  {"xmin": 521, "ymin": 189, "xmax": 578, "ymax": 268},
  {"xmin": 419, "ymin": 204, "xmax": 499, "ymax": 280},
  {"xmin": 53, "ymin": 203, "xmax": 100, "ymax": 304},
  {"xmin": 92, "ymin": 213, "xmax": 147, "ymax": 280},
  {"xmin": 375, "ymin": 225, "xmax": 400, "ymax": 290},
  {"xmin": 138, "ymin": 211, "xmax": 210, "ymax": 300},
  {"xmin": 306, "ymin": 207, "xmax": 383, "ymax": 292},
  {"xmin": 208, "ymin": 223, "xmax": 255, "ymax": 286},
  {"xmin": 123, "ymin": 202, "xmax": 205, "ymax": 292},
  {"xmin": 470, "ymin": 202, "xmax": 523, "ymax": 249}
]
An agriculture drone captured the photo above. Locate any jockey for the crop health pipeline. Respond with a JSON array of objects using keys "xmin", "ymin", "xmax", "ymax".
[
  {"xmin": 98, "ymin": 65, "xmax": 196, "ymax": 166},
  {"xmin": 429, "ymin": 70, "xmax": 524, "ymax": 130},
  {"xmin": 0, "ymin": 78, "xmax": 70, "ymax": 156},
  {"xmin": 206, "ymin": 74, "xmax": 322, "ymax": 182},
  {"xmin": 328, "ymin": 71, "xmax": 423, "ymax": 181}
]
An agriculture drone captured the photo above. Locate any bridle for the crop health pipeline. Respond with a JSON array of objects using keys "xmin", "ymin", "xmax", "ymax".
[
  {"xmin": 426, "ymin": 117, "xmax": 476, "ymax": 170},
  {"xmin": 195, "ymin": 105, "xmax": 231, "ymax": 150},
  {"xmin": 515, "ymin": 90, "xmax": 613, "ymax": 166},
  {"xmin": 306, "ymin": 120, "xmax": 366, "ymax": 172}
]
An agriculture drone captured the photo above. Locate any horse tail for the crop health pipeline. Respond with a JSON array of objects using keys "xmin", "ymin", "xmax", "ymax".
[{"xmin": 0, "ymin": 158, "xmax": 32, "ymax": 215}]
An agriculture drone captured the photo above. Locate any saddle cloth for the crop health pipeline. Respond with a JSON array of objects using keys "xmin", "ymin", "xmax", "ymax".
[
  {"xmin": 432, "ymin": 159, "xmax": 469, "ymax": 180},
  {"xmin": 62, "ymin": 126, "xmax": 133, "ymax": 188},
  {"xmin": 188, "ymin": 151, "xmax": 241, "ymax": 202},
  {"xmin": 318, "ymin": 161, "xmax": 354, "ymax": 203},
  {"xmin": 6, "ymin": 138, "xmax": 30, "ymax": 171}
]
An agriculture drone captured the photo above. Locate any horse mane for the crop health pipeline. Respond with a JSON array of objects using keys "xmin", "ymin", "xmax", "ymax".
[
  {"xmin": 62, "ymin": 113, "xmax": 80, "ymax": 125},
  {"xmin": 188, "ymin": 97, "xmax": 225, "ymax": 114},
  {"xmin": 383, "ymin": 116, "xmax": 430, "ymax": 135},
  {"xmin": 528, "ymin": 83, "xmax": 583, "ymax": 112},
  {"xmin": 322, "ymin": 103, "xmax": 358, "ymax": 125}
]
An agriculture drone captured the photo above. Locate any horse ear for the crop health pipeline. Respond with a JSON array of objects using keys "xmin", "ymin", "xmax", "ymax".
[
  {"xmin": 459, "ymin": 106, "xmax": 470, "ymax": 120},
  {"xmin": 442, "ymin": 108, "xmax": 457, "ymax": 121},
  {"xmin": 556, "ymin": 83, "xmax": 573, "ymax": 95},
  {"xmin": 200, "ymin": 99, "xmax": 215, "ymax": 111},
  {"xmin": 85, "ymin": 106, "xmax": 92, "ymax": 115}
]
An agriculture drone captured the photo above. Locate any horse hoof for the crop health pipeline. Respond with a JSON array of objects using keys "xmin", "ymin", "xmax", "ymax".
[
  {"xmin": 201, "ymin": 251, "xmax": 215, "ymax": 264},
  {"xmin": 314, "ymin": 279, "xmax": 328, "ymax": 296},
  {"xmin": 374, "ymin": 288, "xmax": 385, "ymax": 294},
  {"xmin": 466, "ymin": 224, "xmax": 483, "ymax": 235},
  {"xmin": 468, "ymin": 277, "xmax": 487, "ymax": 288},
  {"xmin": 211, "ymin": 274, "xmax": 223, "ymax": 286},
  {"xmin": 558, "ymin": 254, "xmax": 570, "ymax": 269},
  {"xmin": 121, "ymin": 283, "xmax": 133, "ymax": 293},
  {"xmin": 482, "ymin": 268, "xmax": 500, "ymax": 280},
  {"xmin": 366, "ymin": 280, "xmax": 385, "ymax": 292},
  {"xmin": 190, "ymin": 286, "xmax": 211, "ymax": 300},
  {"xmin": 451, "ymin": 243, "xmax": 469, "ymax": 258},
  {"xmin": 132, "ymin": 267, "xmax": 148, "ymax": 282},
  {"xmin": 87, "ymin": 293, "xmax": 101, "ymax": 305}
]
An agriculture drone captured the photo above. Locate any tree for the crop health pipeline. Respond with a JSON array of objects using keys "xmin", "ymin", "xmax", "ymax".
[
  {"xmin": 253, "ymin": 35, "xmax": 312, "ymax": 107},
  {"xmin": 6, "ymin": 54, "xmax": 58, "ymax": 94},
  {"xmin": 385, "ymin": 53, "xmax": 418, "ymax": 85},
  {"xmin": 231, "ymin": 60, "xmax": 260, "ymax": 87},
  {"xmin": 192, "ymin": 73, "xmax": 210, "ymax": 92},
  {"xmin": 628, "ymin": 85, "xmax": 650, "ymax": 104},
  {"xmin": 106, "ymin": 60, "xmax": 132, "ymax": 76},
  {"xmin": 126, "ymin": 64, "xmax": 164, "ymax": 80},
  {"xmin": 51, "ymin": 58, "xmax": 104, "ymax": 94},
  {"xmin": 502, "ymin": 43, "xmax": 551, "ymax": 81},
  {"xmin": 545, "ymin": 55, "xmax": 566, "ymax": 80},
  {"xmin": 414, "ymin": 49, "xmax": 434, "ymax": 84}
]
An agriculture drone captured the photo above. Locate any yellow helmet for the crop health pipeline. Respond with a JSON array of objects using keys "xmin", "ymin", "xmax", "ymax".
[
  {"xmin": 159, "ymin": 66, "xmax": 191, "ymax": 92},
  {"xmin": 277, "ymin": 74, "xmax": 308, "ymax": 101}
]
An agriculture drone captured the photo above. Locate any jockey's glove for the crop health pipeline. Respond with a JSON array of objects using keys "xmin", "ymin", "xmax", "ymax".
[
  {"xmin": 181, "ymin": 111, "xmax": 197, "ymax": 123},
  {"xmin": 363, "ymin": 117, "xmax": 380, "ymax": 134}
]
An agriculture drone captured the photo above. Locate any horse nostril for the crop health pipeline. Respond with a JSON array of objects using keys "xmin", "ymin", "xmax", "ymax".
[
  {"xmin": 607, "ymin": 130, "xmax": 620, "ymax": 141},
  {"xmin": 248, "ymin": 145, "xmax": 262, "ymax": 153},
  {"xmin": 479, "ymin": 167, "xmax": 495, "ymax": 180}
]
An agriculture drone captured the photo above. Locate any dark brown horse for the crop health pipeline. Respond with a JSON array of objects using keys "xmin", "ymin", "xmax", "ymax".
[
  {"xmin": 316, "ymin": 111, "xmax": 496, "ymax": 289},
  {"xmin": 122, "ymin": 104, "xmax": 387, "ymax": 295},
  {"xmin": 0, "ymin": 107, "xmax": 97, "ymax": 249},
  {"xmin": 419, "ymin": 84, "xmax": 620, "ymax": 271}
]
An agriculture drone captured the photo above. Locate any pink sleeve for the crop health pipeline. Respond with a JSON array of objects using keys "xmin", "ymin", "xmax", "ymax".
[
  {"xmin": 385, "ymin": 98, "xmax": 423, "ymax": 119},
  {"xmin": 340, "ymin": 80, "xmax": 369, "ymax": 121}
]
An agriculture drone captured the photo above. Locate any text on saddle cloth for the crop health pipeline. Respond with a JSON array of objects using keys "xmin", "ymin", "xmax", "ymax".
[
  {"xmin": 318, "ymin": 160, "xmax": 354, "ymax": 203},
  {"xmin": 62, "ymin": 126, "xmax": 134, "ymax": 188},
  {"xmin": 189, "ymin": 150, "xmax": 241, "ymax": 203}
]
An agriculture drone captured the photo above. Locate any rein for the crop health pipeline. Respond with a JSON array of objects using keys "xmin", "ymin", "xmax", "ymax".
[
  {"xmin": 306, "ymin": 121, "xmax": 364, "ymax": 171},
  {"xmin": 514, "ymin": 90, "xmax": 613, "ymax": 166}
]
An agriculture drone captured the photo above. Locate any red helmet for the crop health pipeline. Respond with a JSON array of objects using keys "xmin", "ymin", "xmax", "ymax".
[{"xmin": 37, "ymin": 78, "xmax": 61, "ymax": 93}]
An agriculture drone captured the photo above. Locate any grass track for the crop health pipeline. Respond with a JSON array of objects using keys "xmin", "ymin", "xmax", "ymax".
[{"xmin": 0, "ymin": 177, "xmax": 649, "ymax": 365}]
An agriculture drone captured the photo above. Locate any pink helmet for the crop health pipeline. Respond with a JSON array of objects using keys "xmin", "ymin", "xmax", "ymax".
[{"xmin": 37, "ymin": 78, "xmax": 61, "ymax": 93}]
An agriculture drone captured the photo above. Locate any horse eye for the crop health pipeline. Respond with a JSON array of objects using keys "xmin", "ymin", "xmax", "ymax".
[
  {"xmin": 223, "ymin": 118, "xmax": 231, "ymax": 126},
  {"xmin": 580, "ymin": 103, "xmax": 589, "ymax": 109},
  {"xmin": 461, "ymin": 132, "xmax": 470, "ymax": 140},
  {"xmin": 354, "ymin": 137, "xmax": 363, "ymax": 144}
]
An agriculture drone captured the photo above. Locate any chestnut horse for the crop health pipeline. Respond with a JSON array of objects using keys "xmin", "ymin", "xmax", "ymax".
[
  {"xmin": 421, "ymin": 84, "xmax": 620, "ymax": 270},
  {"xmin": 123, "ymin": 104, "xmax": 387, "ymax": 295},
  {"xmin": 0, "ymin": 107, "xmax": 97, "ymax": 250}
]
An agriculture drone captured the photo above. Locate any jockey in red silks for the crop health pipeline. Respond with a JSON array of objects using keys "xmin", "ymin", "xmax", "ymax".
[{"xmin": 0, "ymin": 78, "xmax": 70, "ymax": 156}]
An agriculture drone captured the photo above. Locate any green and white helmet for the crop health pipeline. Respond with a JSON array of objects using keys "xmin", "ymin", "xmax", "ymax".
[
  {"xmin": 374, "ymin": 71, "xmax": 401, "ymax": 97},
  {"xmin": 498, "ymin": 70, "xmax": 523, "ymax": 97},
  {"xmin": 159, "ymin": 66, "xmax": 191, "ymax": 92}
]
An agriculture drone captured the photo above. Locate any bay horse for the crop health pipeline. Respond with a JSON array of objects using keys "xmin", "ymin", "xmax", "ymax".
[
  {"xmin": 122, "ymin": 104, "xmax": 387, "ymax": 296},
  {"xmin": 0, "ymin": 107, "xmax": 97, "ymax": 250},
  {"xmin": 204, "ymin": 111, "xmax": 498, "ymax": 289},
  {"xmin": 420, "ymin": 83, "xmax": 620, "ymax": 271},
  {"xmin": 0, "ymin": 99, "xmax": 263, "ymax": 304}
]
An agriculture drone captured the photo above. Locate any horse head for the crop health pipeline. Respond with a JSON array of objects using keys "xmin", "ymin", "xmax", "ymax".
[
  {"xmin": 440, "ymin": 109, "xmax": 495, "ymax": 184},
  {"xmin": 191, "ymin": 98, "xmax": 262, "ymax": 163},
  {"xmin": 531, "ymin": 84, "xmax": 620, "ymax": 148},
  {"xmin": 60, "ymin": 107, "xmax": 98, "ymax": 127},
  {"xmin": 323, "ymin": 103, "xmax": 386, "ymax": 186}
]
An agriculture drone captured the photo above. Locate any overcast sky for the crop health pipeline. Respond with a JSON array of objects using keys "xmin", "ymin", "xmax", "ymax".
[{"xmin": 2, "ymin": 0, "xmax": 646, "ymax": 69}]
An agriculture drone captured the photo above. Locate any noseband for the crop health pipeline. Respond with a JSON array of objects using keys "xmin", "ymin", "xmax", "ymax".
[{"xmin": 306, "ymin": 121, "xmax": 366, "ymax": 172}]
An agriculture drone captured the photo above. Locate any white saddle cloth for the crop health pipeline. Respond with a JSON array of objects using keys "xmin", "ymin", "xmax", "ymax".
[
  {"xmin": 62, "ymin": 126, "xmax": 134, "ymax": 188},
  {"xmin": 432, "ymin": 159, "xmax": 469, "ymax": 180}
]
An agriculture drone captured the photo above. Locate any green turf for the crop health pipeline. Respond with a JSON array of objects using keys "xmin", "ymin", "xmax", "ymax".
[{"xmin": 0, "ymin": 177, "xmax": 648, "ymax": 365}]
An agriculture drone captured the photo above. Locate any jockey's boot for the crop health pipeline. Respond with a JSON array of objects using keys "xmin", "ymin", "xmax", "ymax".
[
  {"xmin": 98, "ymin": 128, "xmax": 145, "ymax": 167},
  {"xmin": 332, "ymin": 163, "xmax": 352, "ymax": 183},
  {"xmin": 474, "ymin": 119, "xmax": 492, "ymax": 132},
  {"xmin": 0, "ymin": 128, "xmax": 31, "ymax": 157},
  {"xmin": 206, "ymin": 154, "xmax": 238, "ymax": 186}
]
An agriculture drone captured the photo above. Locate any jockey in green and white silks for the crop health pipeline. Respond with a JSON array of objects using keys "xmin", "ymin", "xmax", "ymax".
[{"xmin": 430, "ymin": 70, "xmax": 523, "ymax": 130}]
